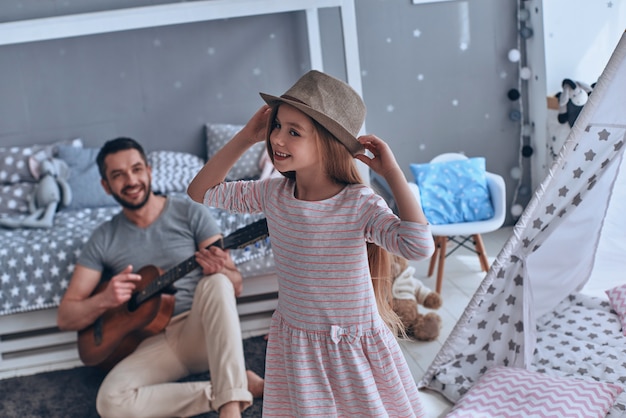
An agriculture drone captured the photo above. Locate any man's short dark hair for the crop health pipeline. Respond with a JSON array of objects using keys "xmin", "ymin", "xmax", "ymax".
[{"xmin": 96, "ymin": 137, "xmax": 148, "ymax": 179}]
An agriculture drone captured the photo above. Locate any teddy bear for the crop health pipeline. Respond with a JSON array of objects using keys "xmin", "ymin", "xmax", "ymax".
[
  {"xmin": 556, "ymin": 78, "xmax": 594, "ymax": 127},
  {"xmin": 391, "ymin": 255, "xmax": 442, "ymax": 341},
  {"xmin": 0, "ymin": 155, "xmax": 72, "ymax": 229}
]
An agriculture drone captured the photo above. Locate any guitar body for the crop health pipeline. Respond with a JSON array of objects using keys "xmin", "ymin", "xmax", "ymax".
[{"xmin": 77, "ymin": 265, "xmax": 175, "ymax": 370}]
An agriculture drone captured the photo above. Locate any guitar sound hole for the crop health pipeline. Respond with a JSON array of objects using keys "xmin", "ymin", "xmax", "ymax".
[{"xmin": 127, "ymin": 295, "xmax": 139, "ymax": 312}]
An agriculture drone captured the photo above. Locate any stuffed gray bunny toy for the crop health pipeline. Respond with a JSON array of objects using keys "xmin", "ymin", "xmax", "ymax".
[{"xmin": 0, "ymin": 155, "xmax": 72, "ymax": 229}]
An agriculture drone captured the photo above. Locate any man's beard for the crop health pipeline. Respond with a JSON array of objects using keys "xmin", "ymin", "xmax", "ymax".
[{"xmin": 111, "ymin": 183, "xmax": 152, "ymax": 210}]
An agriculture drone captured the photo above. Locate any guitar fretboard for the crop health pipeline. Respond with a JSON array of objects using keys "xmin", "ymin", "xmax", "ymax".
[
  {"xmin": 131, "ymin": 218, "xmax": 269, "ymax": 307},
  {"xmin": 135, "ymin": 257, "xmax": 200, "ymax": 306}
]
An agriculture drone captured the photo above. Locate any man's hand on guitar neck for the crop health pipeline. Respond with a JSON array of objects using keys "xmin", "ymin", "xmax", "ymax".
[
  {"xmin": 104, "ymin": 265, "xmax": 142, "ymax": 307},
  {"xmin": 195, "ymin": 245, "xmax": 243, "ymax": 297}
]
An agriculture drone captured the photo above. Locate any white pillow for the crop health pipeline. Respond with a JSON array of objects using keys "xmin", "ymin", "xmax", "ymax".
[
  {"xmin": 446, "ymin": 366, "xmax": 622, "ymax": 418},
  {"xmin": 606, "ymin": 283, "xmax": 626, "ymax": 336},
  {"xmin": 148, "ymin": 151, "xmax": 205, "ymax": 194}
]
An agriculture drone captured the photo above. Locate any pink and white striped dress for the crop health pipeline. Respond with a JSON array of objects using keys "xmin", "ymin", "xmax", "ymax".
[{"xmin": 204, "ymin": 177, "xmax": 434, "ymax": 417}]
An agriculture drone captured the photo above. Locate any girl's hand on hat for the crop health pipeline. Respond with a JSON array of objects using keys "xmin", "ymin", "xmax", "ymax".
[
  {"xmin": 241, "ymin": 105, "xmax": 272, "ymax": 145},
  {"xmin": 355, "ymin": 134, "xmax": 400, "ymax": 177},
  {"xmin": 358, "ymin": 135, "xmax": 429, "ymax": 225}
]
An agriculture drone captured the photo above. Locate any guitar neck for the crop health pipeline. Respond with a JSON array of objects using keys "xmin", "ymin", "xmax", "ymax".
[
  {"xmin": 133, "ymin": 218, "xmax": 269, "ymax": 306},
  {"xmin": 133, "ymin": 255, "xmax": 199, "ymax": 307},
  {"xmin": 217, "ymin": 218, "xmax": 269, "ymax": 250}
]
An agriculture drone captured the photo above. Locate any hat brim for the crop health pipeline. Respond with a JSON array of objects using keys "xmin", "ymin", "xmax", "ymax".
[{"xmin": 260, "ymin": 93, "xmax": 365, "ymax": 156}]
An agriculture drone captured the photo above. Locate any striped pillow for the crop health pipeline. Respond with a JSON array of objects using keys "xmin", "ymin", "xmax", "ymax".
[
  {"xmin": 447, "ymin": 366, "xmax": 622, "ymax": 418},
  {"xmin": 148, "ymin": 151, "xmax": 204, "ymax": 194},
  {"xmin": 606, "ymin": 284, "xmax": 626, "ymax": 336}
]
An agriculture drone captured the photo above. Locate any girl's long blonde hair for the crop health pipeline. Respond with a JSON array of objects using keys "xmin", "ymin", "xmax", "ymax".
[{"xmin": 266, "ymin": 105, "xmax": 406, "ymax": 337}]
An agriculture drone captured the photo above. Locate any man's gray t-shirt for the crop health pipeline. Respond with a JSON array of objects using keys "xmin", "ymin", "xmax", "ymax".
[{"xmin": 78, "ymin": 196, "xmax": 221, "ymax": 316}]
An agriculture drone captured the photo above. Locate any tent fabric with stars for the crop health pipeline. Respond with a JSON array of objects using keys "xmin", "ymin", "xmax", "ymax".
[{"xmin": 419, "ymin": 31, "xmax": 626, "ymax": 416}]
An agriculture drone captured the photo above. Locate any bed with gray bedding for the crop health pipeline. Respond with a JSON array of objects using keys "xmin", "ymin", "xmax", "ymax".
[{"xmin": 0, "ymin": 141, "xmax": 277, "ymax": 379}]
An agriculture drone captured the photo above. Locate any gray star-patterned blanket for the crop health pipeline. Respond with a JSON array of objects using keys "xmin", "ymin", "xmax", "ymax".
[
  {"xmin": 0, "ymin": 203, "xmax": 273, "ymax": 317},
  {"xmin": 0, "ymin": 206, "xmax": 119, "ymax": 316}
]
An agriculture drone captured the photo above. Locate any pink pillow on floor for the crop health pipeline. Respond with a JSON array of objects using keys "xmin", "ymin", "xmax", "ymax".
[
  {"xmin": 606, "ymin": 283, "xmax": 626, "ymax": 336},
  {"xmin": 446, "ymin": 366, "xmax": 622, "ymax": 418}
]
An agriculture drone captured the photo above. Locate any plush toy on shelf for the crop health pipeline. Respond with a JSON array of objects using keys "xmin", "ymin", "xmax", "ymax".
[
  {"xmin": 0, "ymin": 155, "xmax": 72, "ymax": 229},
  {"xmin": 391, "ymin": 255, "xmax": 442, "ymax": 341},
  {"xmin": 556, "ymin": 78, "xmax": 594, "ymax": 127}
]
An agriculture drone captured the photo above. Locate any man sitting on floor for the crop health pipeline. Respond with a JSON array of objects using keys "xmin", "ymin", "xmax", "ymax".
[{"xmin": 57, "ymin": 137, "xmax": 263, "ymax": 418}]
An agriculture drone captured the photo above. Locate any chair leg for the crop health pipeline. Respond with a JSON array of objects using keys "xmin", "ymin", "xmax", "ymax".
[
  {"xmin": 427, "ymin": 236, "xmax": 440, "ymax": 277},
  {"xmin": 435, "ymin": 236, "xmax": 447, "ymax": 295},
  {"xmin": 473, "ymin": 234, "xmax": 490, "ymax": 272}
]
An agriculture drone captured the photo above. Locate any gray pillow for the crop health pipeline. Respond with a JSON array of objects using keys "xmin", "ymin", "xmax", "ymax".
[
  {"xmin": 0, "ymin": 139, "xmax": 81, "ymax": 184},
  {"xmin": 0, "ymin": 182, "xmax": 36, "ymax": 216},
  {"xmin": 56, "ymin": 145, "xmax": 117, "ymax": 210},
  {"xmin": 205, "ymin": 123, "xmax": 265, "ymax": 181}
]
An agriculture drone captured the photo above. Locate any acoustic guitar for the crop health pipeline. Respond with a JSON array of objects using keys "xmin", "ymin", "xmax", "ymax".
[{"xmin": 77, "ymin": 218, "xmax": 269, "ymax": 370}]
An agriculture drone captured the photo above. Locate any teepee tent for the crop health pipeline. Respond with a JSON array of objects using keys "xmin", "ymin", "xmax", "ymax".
[{"xmin": 419, "ymin": 30, "xmax": 626, "ymax": 408}]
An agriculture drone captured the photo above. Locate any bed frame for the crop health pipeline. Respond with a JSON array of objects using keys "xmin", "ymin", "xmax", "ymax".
[
  {"xmin": 0, "ymin": 271, "xmax": 280, "ymax": 379},
  {"xmin": 0, "ymin": 0, "xmax": 363, "ymax": 379}
]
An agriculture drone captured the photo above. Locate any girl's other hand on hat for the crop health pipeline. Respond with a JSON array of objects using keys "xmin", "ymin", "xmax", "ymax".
[
  {"xmin": 358, "ymin": 134, "xmax": 427, "ymax": 224},
  {"xmin": 356, "ymin": 134, "xmax": 400, "ymax": 178},
  {"xmin": 241, "ymin": 105, "xmax": 272, "ymax": 145}
]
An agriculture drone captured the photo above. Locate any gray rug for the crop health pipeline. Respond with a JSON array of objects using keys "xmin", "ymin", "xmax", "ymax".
[{"xmin": 0, "ymin": 336, "xmax": 266, "ymax": 418}]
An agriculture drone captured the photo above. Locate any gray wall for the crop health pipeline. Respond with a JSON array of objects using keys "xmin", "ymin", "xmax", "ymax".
[
  {"xmin": 0, "ymin": 0, "xmax": 522, "ymax": 224},
  {"xmin": 355, "ymin": 0, "xmax": 521, "ymax": 225},
  {"xmin": 0, "ymin": 5, "xmax": 311, "ymax": 158}
]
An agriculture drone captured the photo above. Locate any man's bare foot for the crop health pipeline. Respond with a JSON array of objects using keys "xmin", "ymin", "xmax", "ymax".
[{"xmin": 246, "ymin": 370, "xmax": 264, "ymax": 398}]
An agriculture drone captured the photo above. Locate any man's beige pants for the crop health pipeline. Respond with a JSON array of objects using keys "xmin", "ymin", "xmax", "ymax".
[{"xmin": 96, "ymin": 274, "xmax": 252, "ymax": 417}]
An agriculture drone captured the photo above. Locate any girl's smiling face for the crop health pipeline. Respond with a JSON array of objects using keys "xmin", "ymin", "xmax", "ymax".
[{"xmin": 269, "ymin": 104, "xmax": 322, "ymax": 176}]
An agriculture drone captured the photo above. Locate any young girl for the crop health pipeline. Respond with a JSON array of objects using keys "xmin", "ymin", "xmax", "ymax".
[{"xmin": 188, "ymin": 70, "xmax": 435, "ymax": 417}]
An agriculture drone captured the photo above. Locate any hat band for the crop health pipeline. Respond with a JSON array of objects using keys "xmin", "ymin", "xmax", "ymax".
[{"xmin": 281, "ymin": 94, "xmax": 308, "ymax": 106}]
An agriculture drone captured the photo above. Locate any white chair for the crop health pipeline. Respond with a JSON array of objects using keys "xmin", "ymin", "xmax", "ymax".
[{"xmin": 423, "ymin": 153, "xmax": 506, "ymax": 294}]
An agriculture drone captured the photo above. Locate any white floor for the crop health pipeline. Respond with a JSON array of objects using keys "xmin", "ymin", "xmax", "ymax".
[{"xmin": 400, "ymin": 226, "xmax": 514, "ymax": 417}]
